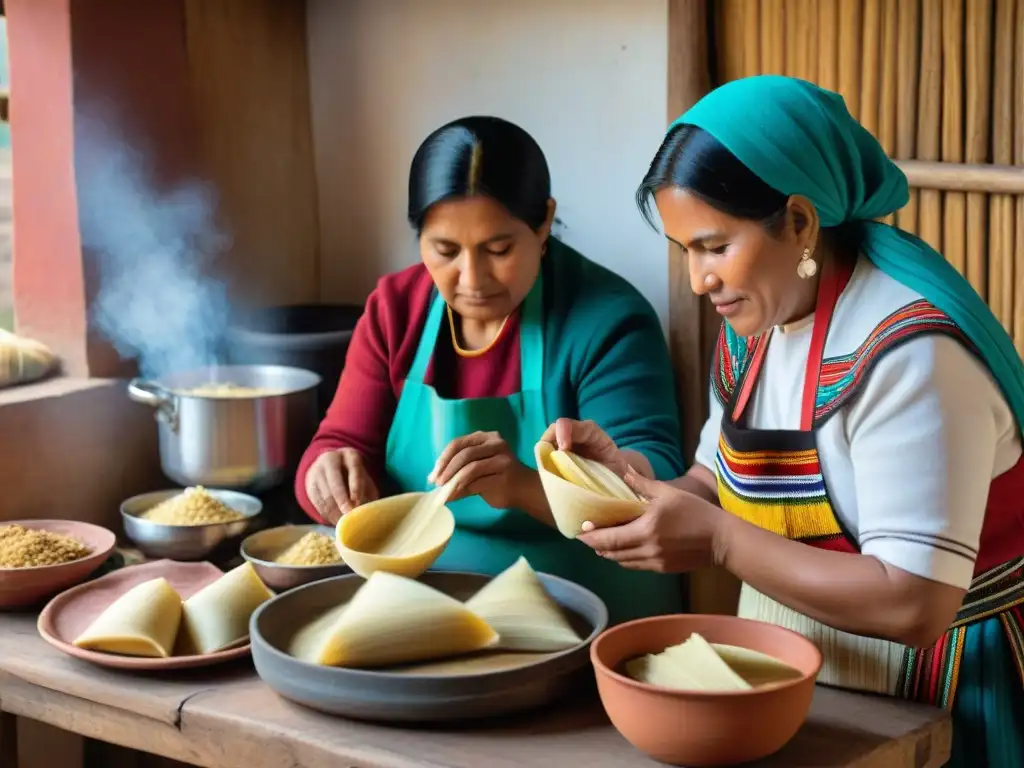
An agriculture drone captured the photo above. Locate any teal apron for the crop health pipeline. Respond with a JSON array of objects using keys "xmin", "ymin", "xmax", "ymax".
[{"xmin": 384, "ymin": 273, "xmax": 683, "ymax": 624}]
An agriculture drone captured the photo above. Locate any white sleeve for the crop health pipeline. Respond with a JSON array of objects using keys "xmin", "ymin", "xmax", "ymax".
[
  {"xmin": 847, "ymin": 335, "xmax": 1017, "ymax": 589},
  {"xmin": 694, "ymin": 386, "xmax": 723, "ymax": 472}
]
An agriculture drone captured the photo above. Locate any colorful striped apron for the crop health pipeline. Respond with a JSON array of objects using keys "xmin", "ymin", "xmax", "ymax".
[{"xmin": 714, "ymin": 258, "xmax": 1024, "ymax": 765}]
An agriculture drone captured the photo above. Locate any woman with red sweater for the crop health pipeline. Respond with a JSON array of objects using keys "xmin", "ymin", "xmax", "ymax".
[{"xmin": 295, "ymin": 116, "xmax": 684, "ymax": 622}]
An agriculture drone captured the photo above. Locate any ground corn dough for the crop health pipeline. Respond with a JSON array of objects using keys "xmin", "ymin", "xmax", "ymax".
[
  {"xmin": 141, "ymin": 487, "xmax": 245, "ymax": 526},
  {"xmin": 273, "ymin": 532, "xmax": 342, "ymax": 566},
  {"xmin": 0, "ymin": 524, "xmax": 92, "ymax": 568},
  {"xmin": 176, "ymin": 383, "xmax": 280, "ymax": 398}
]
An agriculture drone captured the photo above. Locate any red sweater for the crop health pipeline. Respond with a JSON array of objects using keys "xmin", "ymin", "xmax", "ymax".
[{"xmin": 295, "ymin": 264, "xmax": 521, "ymax": 518}]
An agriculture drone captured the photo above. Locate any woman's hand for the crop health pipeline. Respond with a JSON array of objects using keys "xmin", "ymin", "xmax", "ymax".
[
  {"xmin": 429, "ymin": 431, "xmax": 535, "ymax": 510},
  {"xmin": 540, "ymin": 418, "xmax": 629, "ymax": 474},
  {"xmin": 540, "ymin": 417, "xmax": 656, "ymax": 480},
  {"xmin": 304, "ymin": 448, "xmax": 380, "ymax": 524},
  {"xmin": 577, "ymin": 468, "xmax": 728, "ymax": 573}
]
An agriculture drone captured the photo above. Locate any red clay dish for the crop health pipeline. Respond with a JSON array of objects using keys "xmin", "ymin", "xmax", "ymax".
[
  {"xmin": 591, "ymin": 613, "xmax": 822, "ymax": 766},
  {"xmin": 37, "ymin": 559, "xmax": 251, "ymax": 670},
  {"xmin": 0, "ymin": 520, "xmax": 116, "ymax": 609}
]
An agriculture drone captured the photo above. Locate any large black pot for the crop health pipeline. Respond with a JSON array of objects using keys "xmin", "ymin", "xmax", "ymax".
[{"xmin": 227, "ymin": 304, "xmax": 363, "ymax": 418}]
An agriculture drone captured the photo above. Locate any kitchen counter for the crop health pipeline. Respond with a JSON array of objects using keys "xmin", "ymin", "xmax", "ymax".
[{"xmin": 0, "ymin": 614, "xmax": 951, "ymax": 767}]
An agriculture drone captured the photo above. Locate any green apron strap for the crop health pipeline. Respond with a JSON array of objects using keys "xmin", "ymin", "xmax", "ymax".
[
  {"xmin": 408, "ymin": 273, "xmax": 544, "ymax": 393},
  {"xmin": 407, "ymin": 289, "xmax": 446, "ymax": 385},
  {"xmin": 518, "ymin": 269, "xmax": 544, "ymax": 394}
]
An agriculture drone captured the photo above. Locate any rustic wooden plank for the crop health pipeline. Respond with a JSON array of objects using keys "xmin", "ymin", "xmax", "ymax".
[
  {"xmin": 0, "ymin": 616, "xmax": 214, "ymax": 726},
  {"xmin": 0, "ymin": 613, "xmax": 950, "ymax": 768},
  {"xmin": 178, "ymin": 677, "xmax": 950, "ymax": 768},
  {"xmin": 0, "ymin": 674, "xmax": 206, "ymax": 766}
]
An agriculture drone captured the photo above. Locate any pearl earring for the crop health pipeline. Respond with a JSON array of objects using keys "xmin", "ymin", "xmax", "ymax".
[{"xmin": 797, "ymin": 247, "xmax": 817, "ymax": 279}]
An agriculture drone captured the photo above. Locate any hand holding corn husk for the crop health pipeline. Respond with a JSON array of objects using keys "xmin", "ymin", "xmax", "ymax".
[
  {"xmin": 534, "ymin": 420, "xmax": 649, "ymax": 538},
  {"xmin": 539, "ymin": 418, "xmax": 633, "ymax": 479},
  {"xmin": 576, "ymin": 468, "xmax": 724, "ymax": 574},
  {"xmin": 539, "ymin": 418, "xmax": 652, "ymax": 517},
  {"xmin": 428, "ymin": 431, "xmax": 535, "ymax": 510}
]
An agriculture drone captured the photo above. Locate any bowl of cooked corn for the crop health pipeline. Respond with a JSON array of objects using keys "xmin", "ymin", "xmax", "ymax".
[
  {"xmin": 240, "ymin": 524, "xmax": 350, "ymax": 591},
  {"xmin": 0, "ymin": 520, "xmax": 117, "ymax": 608},
  {"xmin": 121, "ymin": 486, "xmax": 262, "ymax": 561}
]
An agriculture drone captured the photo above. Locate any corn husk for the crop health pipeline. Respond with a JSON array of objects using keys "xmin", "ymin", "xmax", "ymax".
[
  {"xmin": 465, "ymin": 556, "xmax": 581, "ymax": 652},
  {"xmin": 291, "ymin": 571, "xmax": 498, "ymax": 668},
  {"xmin": 73, "ymin": 577, "xmax": 183, "ymax": 658},
  {"xmin": 534, "ymin": 441, "xmax": 645, "ymax": 538}
]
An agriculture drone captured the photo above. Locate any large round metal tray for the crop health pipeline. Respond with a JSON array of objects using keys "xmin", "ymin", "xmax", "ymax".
[{"xmin": 250, "ymin": 570, "xmax": 608, "ymax": 723}]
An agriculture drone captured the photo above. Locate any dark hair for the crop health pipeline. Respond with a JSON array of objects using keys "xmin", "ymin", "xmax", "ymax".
[
  {"xmin": 636, "ymin": 123, "xmax": 789, "ymax": 232},
  {"xmin": 408, "ymin": 116, "xmax": 551, "ymax": 234}
]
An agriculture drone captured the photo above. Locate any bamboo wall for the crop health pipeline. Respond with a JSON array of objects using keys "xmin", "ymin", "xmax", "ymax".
[{"xmin": 715, "ymin": 0, "xmax": 1024, "ymax": 350}]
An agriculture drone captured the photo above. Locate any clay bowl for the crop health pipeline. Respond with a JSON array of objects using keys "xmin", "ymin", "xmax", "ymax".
[
  {"xmin": 335, "ymin": 492, "xmax": 454, "ymax": 580},
  {"xmin": 0, "ymin": 520, "xmax": 117, "ymax": 609},
  {"xmin": 591, "ymin": 614, "xmax": 822, "ymax": 766},
  {"xmin": 251, "ymin": 570, "xmax": 608, "ymax": 723}
]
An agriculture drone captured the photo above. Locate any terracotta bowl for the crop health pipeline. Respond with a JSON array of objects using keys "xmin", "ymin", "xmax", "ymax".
[
  {"xmin": 591, "ymin": 614, "xmax": 822, "ymax": 767},
  {"xmin": 0, "ymin": 520, "xmax": 117, "ymax": 609}
]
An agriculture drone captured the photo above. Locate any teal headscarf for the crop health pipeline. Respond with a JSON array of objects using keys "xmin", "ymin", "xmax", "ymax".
[{"xmin": 672, "ymin": 74, "xmax": 1024, "ymax": 430}]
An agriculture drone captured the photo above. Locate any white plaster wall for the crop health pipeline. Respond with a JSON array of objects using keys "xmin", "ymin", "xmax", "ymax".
[{"xmin": 307, "ymin": 0, "xmax": 670, "ymax": 330}]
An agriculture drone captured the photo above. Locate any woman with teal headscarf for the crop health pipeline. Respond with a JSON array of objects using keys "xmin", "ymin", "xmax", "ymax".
[{"xmin": 546, "ymin": 76, "xmax": 1024, "ymax": 766}]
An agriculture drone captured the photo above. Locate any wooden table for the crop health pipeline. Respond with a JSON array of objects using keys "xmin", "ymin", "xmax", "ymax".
[{"xmin": 0, "ymin": 614, "xmax": 951, "ymax": 767}]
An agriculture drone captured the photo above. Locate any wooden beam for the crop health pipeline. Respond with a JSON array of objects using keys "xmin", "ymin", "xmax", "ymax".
[
  {"xmin": 667, "ymin": 0, "xmax": 714, "ymax": 463},
  {"xmin": 895, "ymin": 159, "xmax": 1024, "ymax": 194},
  {"xmin": 668, "ymin": 1, "xmax": 741, "ymax": 616}
]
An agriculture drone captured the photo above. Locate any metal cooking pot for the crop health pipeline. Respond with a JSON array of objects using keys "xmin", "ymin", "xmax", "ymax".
[{"xmin": 128, "ymin": 364, "xmax": 321, "ymax": 493}]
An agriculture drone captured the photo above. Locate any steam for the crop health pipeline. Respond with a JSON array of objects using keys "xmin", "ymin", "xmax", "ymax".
[{"xmin": 77, "ymin": 112, "xmax": 233, "ymax": 380}]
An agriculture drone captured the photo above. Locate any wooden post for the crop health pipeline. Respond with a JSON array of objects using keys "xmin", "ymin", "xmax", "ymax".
[
  {"xmin": 666, "ymin": 0, "xmax": 712, "ymax": 464},
  {"xmin": 667, "ymin": 0, "xmax": 741, "ymax": 615}
]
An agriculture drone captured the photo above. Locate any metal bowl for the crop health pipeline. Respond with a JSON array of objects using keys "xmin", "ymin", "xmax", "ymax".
[
  {"xmin": 240, "ymin": 524, "xmax": 350, "ymax": 591},
  {"xmin": 120, "ymin": 489, "xmax": 263, "ymax": 561},
  {"xmin": 250, "ymin": 570, "xmax": 609, "ymax": 723}
]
